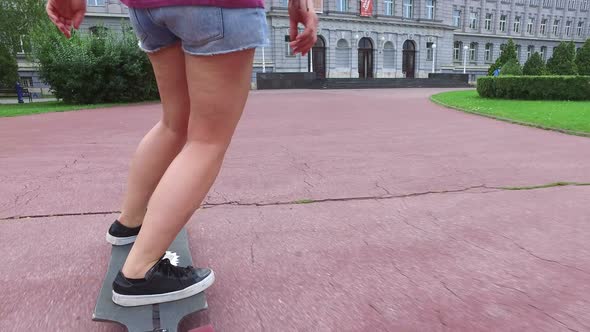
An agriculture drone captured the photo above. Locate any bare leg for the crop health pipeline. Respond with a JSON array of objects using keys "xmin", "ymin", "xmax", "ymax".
[
  {"xmin": 118, "ymin": 43, "xmax": 190, "ymax": 227},
  {"xmin": 121, "ymin": 49, "xmax": 255, "ymax": 278}
]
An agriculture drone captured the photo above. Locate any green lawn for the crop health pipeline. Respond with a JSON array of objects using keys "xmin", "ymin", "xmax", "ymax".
[
  {"xmin": 0, "ymin": 101, "xmax": 156, "ymax": 118},
  {"xmin": 431, "ymin": 90, "xmax": 590, "ymax": 136}
]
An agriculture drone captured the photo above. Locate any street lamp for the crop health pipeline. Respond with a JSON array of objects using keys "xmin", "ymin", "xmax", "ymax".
[
  {"xmin": 463, "ymin": 45, "xmax": 469, "ymax": 74},
  {"xmin": 431, "ymin": 43, "xmax": 437, "ymax": 74}
]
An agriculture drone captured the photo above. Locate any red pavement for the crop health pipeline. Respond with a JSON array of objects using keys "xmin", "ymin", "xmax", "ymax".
[{"xmin": 1, "ymin": 88, "xmax": 589, "ymax": 331}]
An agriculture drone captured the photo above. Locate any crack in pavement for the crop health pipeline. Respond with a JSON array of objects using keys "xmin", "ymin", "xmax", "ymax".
[
  {"xmin": 528, "ymin": 304, "xmax": 579, "ymax": 332},
  {"xmin": 436, "ymin": 309, "xmax": 448, "ymax": 328},
  {"xmin": 440, "ymin": 281, "xmax": 465, "ymax": 303},
  {"xmin": 499, "ymin": 234, "xmax": 590, "ymax": 276},
  {"xmin": 2, "ymin": 181, "xmax": 590, "ymax": 221}
]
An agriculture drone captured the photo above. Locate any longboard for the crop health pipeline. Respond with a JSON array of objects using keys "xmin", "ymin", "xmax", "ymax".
[{"xmin": 93, "ymin": 228, "xmax": 209, "ymax": 332}]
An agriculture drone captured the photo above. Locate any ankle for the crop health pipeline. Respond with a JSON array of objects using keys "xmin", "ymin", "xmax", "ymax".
[
  {"xmin": 118, "ymin": 214, "xmax": 143, "ymax": 228},
  {"xmin": 121, "ymin": 259, "xmax": 159, "ymax": 279}
]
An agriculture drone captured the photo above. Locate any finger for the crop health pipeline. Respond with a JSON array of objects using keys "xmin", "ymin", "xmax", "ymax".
[
  {"xmin": 289, "ymin": 19, "xmax": 299, "ymax": 44},
  {"xmin": 296, "ymin": 34, "xmax": 316, "ymax": 54},
  {"xmin": 47, "ymin": 10, "xmax": 61, "ymax": 26},
  {"xmin": 73, "ymin": 11, "xmax": 85, "ymax": 29}
]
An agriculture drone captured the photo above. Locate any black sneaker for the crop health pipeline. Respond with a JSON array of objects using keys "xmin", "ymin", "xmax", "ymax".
[
  {"xmin": 112, "ymin": 258, "xmax": 215, "ymax": 307},
  {"xmin": 106, "ymin": 220, "xmax": 141, "ymax": 246}
]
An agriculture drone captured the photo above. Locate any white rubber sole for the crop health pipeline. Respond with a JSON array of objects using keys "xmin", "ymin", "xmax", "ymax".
[
  {"xmin": 105, "ymin": 232, "xmax": 137, "ymax": 246},
  {"xmin": 112, "ymin": 271, "xmax": 215, "ymax": 307}
]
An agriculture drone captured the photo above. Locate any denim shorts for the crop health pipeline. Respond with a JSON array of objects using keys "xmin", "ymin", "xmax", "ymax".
[{"xmin": 128, "ymin": 6, "xmax": 268, "ymax": 55}]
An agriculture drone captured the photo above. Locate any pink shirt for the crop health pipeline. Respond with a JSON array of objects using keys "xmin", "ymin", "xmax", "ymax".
[{"xmin": 121, "ymin": 0, "xmax": 264, "ymax": 8}]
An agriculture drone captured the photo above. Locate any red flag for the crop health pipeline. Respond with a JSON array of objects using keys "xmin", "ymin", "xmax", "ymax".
[{"xmin": 360, "ymin": 0, "xmax": 373, "ymax": 16}]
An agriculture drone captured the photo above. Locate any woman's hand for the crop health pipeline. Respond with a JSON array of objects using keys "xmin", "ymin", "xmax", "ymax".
[
  {"xmin": 46, "ymin": 0, "xmax": 87, "ymax": 38},
  {"xmin": 288, "ymin": 0, "xmax": 319, "ymax": 56}
]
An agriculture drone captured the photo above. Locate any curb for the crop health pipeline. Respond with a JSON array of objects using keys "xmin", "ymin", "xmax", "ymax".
[{"xmin": 430, "ymin": 95, "xmax": 590, "ymax": 139}]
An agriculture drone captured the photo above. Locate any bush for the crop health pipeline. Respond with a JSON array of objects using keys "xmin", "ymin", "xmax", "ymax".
[
  {"xmin": 576, "ymin": 39, "xmax": 590, "ymax": 75},
  {"xmin": 0, "ymin": 44, "xmax": 18, "ymax": 87},
  {"xmin": 31, "ymin": 23, "xmax": 158, "ymax": 104},
  {"xmin": 547, "ymin": 41, "xmax": 578, "ymax": 75},
  {"xmin": 477, "ymin": 76, "xmax": 590, "ymax": 100},
  {"xmin": 500, "ymin": 58, "xmax": 522, "ymax": 76},
  {"xmin": 523, "ymin": 52, "xmax": 546, "ymax": 76},
  {"xmin": 488, "ymin": 38, "xmax": 518, "ymax": 76}
]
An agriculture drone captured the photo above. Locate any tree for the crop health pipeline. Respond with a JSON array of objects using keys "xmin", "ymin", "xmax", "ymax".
[
  {"xmin": 0, "ymin": 0, "xmax": 46, "ymax": 55},
  {"xmin": 0, "ymin": 45, "xmax": 18, "ymax": 87},
  {"xmin": 576, "ymin": 39, "xmax": 590, "ymax": 75},
  {"xmin": 501, "ymin": 58, "xmax": 523, "ymax": 76},
  {"xmin": 488, "ymin": 39, "xmax": 518, "ymax": 75},
  {"xmin": 547, "ymin": 41, "xmax": 578, "ymax": 75},
  {"xmin": 523, "ymin": 52, "xmax": 546, "ymax": 75}
]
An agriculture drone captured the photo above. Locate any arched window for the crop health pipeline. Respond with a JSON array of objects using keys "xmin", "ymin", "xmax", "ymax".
[{"xmin": 383, "ymin": 41, "xmax": 395, "ymax": 69}]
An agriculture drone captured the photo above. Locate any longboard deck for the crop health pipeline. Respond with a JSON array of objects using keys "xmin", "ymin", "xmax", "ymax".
[{"xmin": 93, "ymin": 228, "xmax": 208, "ymax": 332}]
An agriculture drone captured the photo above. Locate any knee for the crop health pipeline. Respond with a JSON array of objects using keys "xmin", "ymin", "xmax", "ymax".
[
  {"xmin": 186, "ymin": 113, "xmax": 239, "ymax": 149},
  {"xmin": 160, "ymin": 118, "xmax": 188, "ymax": 139}
]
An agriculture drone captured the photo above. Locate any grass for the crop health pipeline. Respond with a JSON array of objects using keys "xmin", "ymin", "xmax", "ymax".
[
  {"xmin": 0, "ymin": 100, "xmax": 156, "ymax": 118},
  {"xmin": 293, "ymin": 199, "xmax": 315, "ymax": 204},
  {"xmin": 431, "ymin": 90, "xmax": 590, "ymax": 136}
]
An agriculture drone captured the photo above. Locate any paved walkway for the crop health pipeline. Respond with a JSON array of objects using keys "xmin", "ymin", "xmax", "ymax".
[
  {"xmin": 0, "ymin": 97, "xmax": 57, "ymax": 104},
  {"xmin": 1, "ymin": 89, "xmax": 589, "ymax": 331}
]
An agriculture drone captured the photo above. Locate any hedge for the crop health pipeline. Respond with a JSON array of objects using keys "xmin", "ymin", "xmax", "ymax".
[
  {"xmin": 477, "ymin": 76, "xmax": 590, "ymax": 100},
  {"xmin": 31, "ymin": 23, "xmax": 159, "ymax": 104}
]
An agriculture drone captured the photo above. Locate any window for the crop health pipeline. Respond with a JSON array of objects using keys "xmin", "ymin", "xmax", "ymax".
[
  {"xmin": 383, "ymin": 41, "xmax": 395, "ymax": 68},
  {"xmin": 453, "ymin": 41, "xmax": 462, "ymax": 61},
  {"xmin": 566, "ymin": 21, "xmax": 572, "ymax": 36},
  {"xmin": 336, "ymin": 39, "xmax": 350, "ymax": 67},
  {"xmin": 470, "ymin": 11, "xmax": 479, "ymax": 29},
  {"xmin": 337, "ymin": 0, "xmax": 349, "ymax": 11},
  {"xmin": 87, "ymin": 0, "xmax": 105, "ymax": 6},
  {"xmin": 485, "ymin": 13, "xmax": 493, "ymax": 31},
  {"xmin": 285, "ymin": 35, "xmax": 295, "ymax": 56},
  {"xmin": 469, "ymin": 42, "xmax": 477, "ymax": 62},
  {"xmin": 540, "ymin": 18, "xmax": 547, "ymax": 34},
  {"xmin": 516, "ymin": 45, "xmax": 522, "ymax": 60},
  {"xmin": 20, "ymin": 77, "xmax": 33, "ymax": 88},
  {"xmin": 540, "ymin": 46, "xmax": 547, "ymax": 60},
  {"xmin": 579, "ymin": 21, "xmax": 585, "ymax": 36},
  {"xmin": 314, "ymin": 0, "xmax": 324, "ymax": 12},
  {"xmin": 426, "ymin": 42, "xmax": 434, "ymax": 60},
  {"xmin": 553, "ymin": 19, "xmax": 560, "ymax": 36},
  {"xmin": 384, "ymin": 0, "xmax": 394, "ymax": 15},
  {"xmin": 500, "ymin": 15, "xmax": 507, "ymax": 32},
  {"xmin": 89, "ymin": 26, "xmax": 108, "ymax": 37},
  {"xmin": 453, "ymin": 9, "xmax": 462, "ymax": 27},
  {"xmin": 403, "ymin": 0, "xmax": 413, "ymax": 18},
  {"xmin": 514, "ymin": 16, "xmax": 521, "ymax": 33},
  {"xmin": 426, "ymin": 0, "xmax": 435, "ymax": 19},
  {"xmin": 527, "ymin": 17, "xmax": 535, "ymax": 34},
  {"xmin": 527, "ymin": 45, "xmax": 534, "ymax": 59},
  {"xmin": 485, "ymin": 43, "xmax": 493, "ymax": 62}
]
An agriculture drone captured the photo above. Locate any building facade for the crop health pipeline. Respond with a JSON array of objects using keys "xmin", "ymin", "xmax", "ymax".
[{"xmin": 18, "ymin": 0, "xmax": 590, "ymax": 93}]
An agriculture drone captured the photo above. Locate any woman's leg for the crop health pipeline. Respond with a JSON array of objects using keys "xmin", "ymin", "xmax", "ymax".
[
  {"xmin": 118, "ymin": 43, "xmax": 190, "ymax": 227},
  {"xmin": 121, "ymin": 49, "xmax": 255, "ymax": 278}
]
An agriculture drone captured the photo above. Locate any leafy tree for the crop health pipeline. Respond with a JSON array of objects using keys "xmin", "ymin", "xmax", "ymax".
[
  {"xmin": 0, "ymin": 0, "xmax": 46, "ymax": 54},
  {"xmin": 0, "ymin": 44, "xmax": 18, "ymax": 86},
  {"xmin": 547, "ymin": 41, "xmax": 578, "ymax": 75},
  {"xmin": 501, "ymin": 58, "xmax": 523, "ymax": 76},
  {"xmin": 575, "ymin": 38, "xmax": 590, "ymax": 75},
  {"xmin": 488, "ymin": 38, "xmax": 518, "ymax": 75},
  {"xmin": 522, "ymin": 52, "xmax": 546, "ymax": 76}
]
